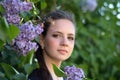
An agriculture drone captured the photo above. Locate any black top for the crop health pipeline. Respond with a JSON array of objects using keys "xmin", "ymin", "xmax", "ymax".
[
  {"xmin": 28, "ymin": 69, "xmax": 41, "ymax": 80},
  {"xmin": 28, "ymin": 69, "xmax": 66, "ymax": 80}
]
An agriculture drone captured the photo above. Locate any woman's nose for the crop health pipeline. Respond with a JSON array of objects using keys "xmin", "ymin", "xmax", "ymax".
[{"xmin": 60, "ymin": 37, "xmax": 68, "ymax": 46}]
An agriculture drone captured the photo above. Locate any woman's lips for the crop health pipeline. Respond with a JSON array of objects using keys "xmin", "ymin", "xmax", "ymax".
[{"xmin": 57, "ymin": 49, "xmax": 68, "ymax": 55}]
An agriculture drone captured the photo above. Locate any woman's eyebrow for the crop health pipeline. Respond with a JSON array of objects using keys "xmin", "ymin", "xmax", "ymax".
[
  {"xmin": 53, "ymin": 31, "xmax": 75, "ymax": 36},
  {"xmin": 53, "ymin": 31, "xmax": 62, "ymax": 34}
]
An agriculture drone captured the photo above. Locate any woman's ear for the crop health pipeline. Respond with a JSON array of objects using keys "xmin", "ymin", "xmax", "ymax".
[{"xmin": 40, "ymin": 35, "xmax": 44, "ymax": 49}]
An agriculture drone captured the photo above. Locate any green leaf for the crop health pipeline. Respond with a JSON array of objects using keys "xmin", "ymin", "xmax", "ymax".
[
  {"xmin": 0, "ymin": 17, "xmax": 9, "ymax": 41},
  {"xmin": 52, "ymin": 64, "xmax": 66, "ymax": 77},
  {"xmin": 41, "ymin": 1, "xmax": 47, "ymax": 10},
  {"xmin": 24, "ymin": 62, "xmax": 39, "ymax": 75},
  {"xmin": 33, "ymin": 8, "xmax": 40, "ymax": 15},
  {"xmin": 24, "ymin": 64, "xmax": 33, "ymax": 75},
  {"xmin": 0, "ymin": 71, "xmax": 5, "ymax": 77},
  {"xmin": 0, "ymin": 29, "xmax": 6, "ymax": 41},
  {"xmin": 0, "ymin": 18, "xmax": 20, "ymax": 44},
  {"xmin": 0, "ymin": 39, "xmax": 5, "ymax": 49},
  {"xmin": 20, "ymin": 12, "xmax": 30, "ymax": 21},
  {"xmin": 13, "ymin": 73, "xmax": 26, "ymax": 80},
  {"xmin": 19, "ymin": 50, "xmax": 34, "ymax": 68},
  {"xmin": 30, "ymin": 0, "xmax": 40, "ymax": 3},
  {"xmin": 0, "ymin": 77, "xmax": 8, "ymax": 80},
  {"xmin": 0, "ymin": 72, "xmax": 8, "ymax": 80},
  {"xmin": 0, "ymin": 4, "xmax": 5, "ymax": 14},
  {"xmin": 7, "ymin": 24, "xmax": 20, "ymax": 42},
  {"xmin": 0, "ymin": 63, "xmax": 20, "ymax": 80},
  {"xmin": 0, "ymin": 17, "xmax": 9, "ymax": 29}
]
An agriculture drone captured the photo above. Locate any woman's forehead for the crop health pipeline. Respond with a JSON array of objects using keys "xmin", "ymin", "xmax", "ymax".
[{"xmin": 48, "ymin": 19, "xmax": 75, "ymax": 34}]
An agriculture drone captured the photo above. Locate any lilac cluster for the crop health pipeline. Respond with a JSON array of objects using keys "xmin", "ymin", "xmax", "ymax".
[
  {"xmin": 80, "ymin": 0, "xmax": 97, "ymax": 12},
  {"xmin": 1, "ymin": 0, "xmax": 43, "ymax": 55},
  {"xmin": 12, "ymin": 22, "xmax": 43, "ymax": 55},
  {"xmin": 2, "ymin": 0, "xmax": 32, "ymax": 24},
  {"xmin": 64, "ymin": 65, "xmax": 85, "ymax": 80}
]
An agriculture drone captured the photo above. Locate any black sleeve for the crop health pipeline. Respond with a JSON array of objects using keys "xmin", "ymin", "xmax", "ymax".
[{"xmin": 28, "ymin": 69, "xmax": 40, "ymax": 80}]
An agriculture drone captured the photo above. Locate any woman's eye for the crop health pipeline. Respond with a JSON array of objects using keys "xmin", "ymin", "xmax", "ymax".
[
  {"xmin": 68, "ymin": 37, "xmax": 74, "ymax": 41},
  {"xmin": 52, "ymin": 34, "xmax": 61, "ymax": 38}
]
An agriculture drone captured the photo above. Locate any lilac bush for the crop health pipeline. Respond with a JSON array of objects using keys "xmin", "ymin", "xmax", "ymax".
[
  {"xmin": 64, "ymin": 65, "xmax": 85, "ymax": 80},
  {"xmin": 1, "ymin": 0, "xmax": 43, "ymax": 55}
]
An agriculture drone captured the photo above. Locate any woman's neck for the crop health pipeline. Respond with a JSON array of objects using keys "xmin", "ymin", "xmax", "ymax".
[{"xmin": 43, "ymin": 53, "xmax": 63, "ymax": 80}]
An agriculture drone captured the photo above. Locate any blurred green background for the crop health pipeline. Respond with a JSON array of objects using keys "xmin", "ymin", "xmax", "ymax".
[{"xmin": 0, "ymin": 0, "xmax": 120, "ymax": 80}]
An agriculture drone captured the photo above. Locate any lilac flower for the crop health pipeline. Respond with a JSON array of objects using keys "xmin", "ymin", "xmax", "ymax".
[
  {"xmin": 12, "ymin": 22, "xmax": 43, "ymax": 55},
  {"xmin": 80, "ymin": 0, "xmax": 97, "ymax": 12},
  {"xmin": 35, "ymin": 24, "xmax": 44, "ymax": 35},
  {"xmin": 20, "ymin": 1, "xmax": 32, "ymax": 12},
  {"xmin": 1, "ymin": 0, "xmax": 42, "ymax": 55},
  {"xmin": 2, "ymin": 0, "xmax": 21, "ymax": 14},
  {"xmin": 13, "ymin": 40, "xmax": 38, "ymax": 56},
  {"xmin": 19, "ymin": 22, "xmax": 36, "ymax": 40},
  {"xmin": 15, "ymin": 40, "xmax": 26, "ymax": 50},
  {"xmin": 1, "ymin": 0, "xmax": 33, "ymax": 25},
  {"xmin": 64, "ymin": 65, "xmax": 85, "ymax": 80},
  {"xmin": 6, "ymin": 14, "xmax": 21, "ymax": 24},
  {"xmin": 2, "ymin": 0, "xmax": 32, "ymax": 14},
  {"xmin": 86, "ymin": 0, "xmax": 97, "ymax": 11}
]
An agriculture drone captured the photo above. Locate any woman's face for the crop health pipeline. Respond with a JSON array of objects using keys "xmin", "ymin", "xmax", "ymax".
[{"xmin": 41, "ymin": 19, "xmax": 75, "ymax": 61}]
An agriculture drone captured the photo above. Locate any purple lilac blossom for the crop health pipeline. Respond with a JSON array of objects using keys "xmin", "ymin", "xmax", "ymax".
[
  {"xmin": 1, "ymin": 0, "xmax": 32, "ymax": 25},
  {"xmin": 6, "ymin": 14, "xmax": 21, "ymax": 24},
  {"xmin": 1, "ymin": 0, "xmax": 42, "ymax": 55},
  {"xmin": 12, "ymin": 22, "xmax": 43, "ymax": 55},
  {"xmin": 81, "ymin": 0, "xmax": 97, "ymax": 12},
  {"xmin": 64, "ymin": 65, "xmax": 85, "ymax": 80},
  {"xmin": 86, "ymin": 0, "xmax": 97, "ymax": 11},
  {"xmin": 19, "ymin": 22, "xmax": 36, "ymax": 40},
  {"xmin": 35, "ymin": 24, "xmax": 44, "ymax": 35},
  {"xmin": 2, "ymin": 0, "xmax": 21, "ymax": 14},
  {"xmin": 20, "ymin": 1, "xmax": 32, "ymax": 12},
  {"xmin": 13, "ymin": 40, "xmax": 38, "ymax": 56}
]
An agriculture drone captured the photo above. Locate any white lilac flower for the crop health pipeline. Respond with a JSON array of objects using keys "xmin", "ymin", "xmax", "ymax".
[{"xmin": 64, "ymin": 65, "xmax": 85, "ymax": 80}]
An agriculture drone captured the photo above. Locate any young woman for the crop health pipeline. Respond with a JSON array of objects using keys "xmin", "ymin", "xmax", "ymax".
[{"xmin": 28, "ymin": 10, "xmax": 76, "ymax": 80}]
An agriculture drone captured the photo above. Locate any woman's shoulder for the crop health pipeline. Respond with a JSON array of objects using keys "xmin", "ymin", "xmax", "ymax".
[
  {"xmin": 28, "ymin": 68, "xmax": 66, "ymax": 80},
  {"xmin": 28, "ymin": 68, "xmax": 40, "ymax": 80}
]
